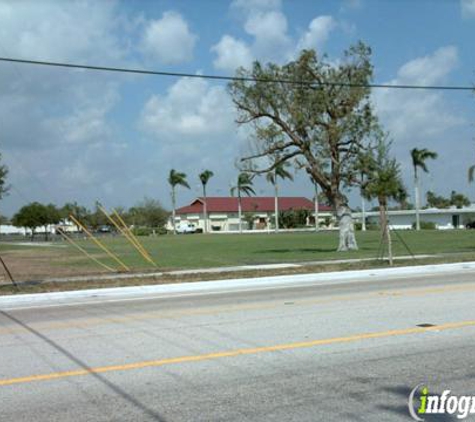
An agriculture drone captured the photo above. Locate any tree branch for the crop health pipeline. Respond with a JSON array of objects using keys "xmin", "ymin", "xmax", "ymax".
[{"xmin": 241, "ymin": 150, "xmax": 302, "ymax": 174}]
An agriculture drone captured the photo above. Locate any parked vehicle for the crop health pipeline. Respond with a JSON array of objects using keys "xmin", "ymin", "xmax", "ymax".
[
  {"xmin": 465, "ymin": 221, "xmax": 475, "ymax": 229},
  {"xmin": 97, "ymin": 225, "xmax": 112, "ymax": 233},
  {"xmin": 176, "ymin": 222, "xmax": 197, "ymax": 234}
]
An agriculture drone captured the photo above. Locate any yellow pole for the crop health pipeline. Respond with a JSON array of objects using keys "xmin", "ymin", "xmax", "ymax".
[
  {"xmin": 57, "ymin": 229, "xmax": 116, "ymax": 272},
  {"xmin": 112, "ymin": 209, "xmax": 157, "ymax": 267},
  {"xmin": 98, "ymin": 206, "xmax": 155, "ymax": 267},
  {"xmin": 69, "ymin": 215, "xmax": 130, "ymax": 272}
]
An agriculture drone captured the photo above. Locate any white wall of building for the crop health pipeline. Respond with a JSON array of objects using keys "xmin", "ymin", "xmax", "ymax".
[
  {"xmin": 171, "ymin": 211, "xmax": 333, "ymax": 232},
  {"xmin": 354, "ymin": 208, "xmax": 475, "ymax": 230}
]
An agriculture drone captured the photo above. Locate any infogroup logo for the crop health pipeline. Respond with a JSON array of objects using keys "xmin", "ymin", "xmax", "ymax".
[{"xmin": 408, "ymin": 384, "xmax": 475, "ymax": 420}]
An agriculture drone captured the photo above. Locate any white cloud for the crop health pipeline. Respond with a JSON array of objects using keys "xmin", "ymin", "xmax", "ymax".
[
  {"xmin": 0, "ymin": 1, "xmax": 126, "ymax": 63},
  {"xmin": 138, "ymin": 76, "xmax": 251, "ymax": 205},
  {"xmin": 211, "ymin": 35, "xmax": 254, "ymax": 71},
  {"xmin": 396, "ymin": 46, "xmax": 459, "ymax": 86},
  {"xmin": 43, "ymin": 84, "xmax": 120, "ymax": 146},
  {"xmin": 244, "ymin": 10, "xmax": 292, "ymax": 59},
  {"xmin": 374, "ymin": 46, "xmax": 462, "ymax": 141},
  {"xmin": 0, "ymin": 1, "xmax": 138, "ymax": 214},
  {"xmin": 372, "ymin": 46, "xmax": 471, "ymax": 204},
  {"xmin": 140, "ymin": 77, "xmax": 235, "ymax": 138},
  {"xmin": 297, "ymin": 16, "xmax": 336, "ymax": 52},
  {"xmin": 212, "ymin": 9, "xmax": 293, "ymax": 69},
  {"xmin": 214, "ymin": 1, "xmax": 339, "ymax": 71},
  {"xmin": 461, "ymin": 0, "xmax": 475, "ymax": 17},
  {"xmin": 141, "ymin": 11, "xmax": 197, "ymax": 65}
]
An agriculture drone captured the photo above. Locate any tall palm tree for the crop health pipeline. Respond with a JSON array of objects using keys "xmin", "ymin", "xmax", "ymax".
[
  {"xmin": 230, "ymin": 172, "xmax": 255, "ymax": 234},
  {"xmin": 469, "ymin": 164, "xmax": 475, "ymax": 209},
  {"xmin": 168, "ymin": 169, "xmax": 190, "ymax": 234},
  {"xmin": 410, "ymin": 148, "xmax": 438, "ymax": 231},
  {"xmin": 468, "ymin": 164, "xmax": 475, "ymax": 192},
  {"xmin": 266, "ymin": 162, "xmax": 293, "ymax": 233},
  {"xmin": 199, "ymin": 170, "xmax": 214, "ymax": 233}
]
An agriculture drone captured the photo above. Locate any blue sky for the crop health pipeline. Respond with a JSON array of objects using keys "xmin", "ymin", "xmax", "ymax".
[{"xmin": 0, "ymin": 0, "xmax": 474, "ymax": 215}]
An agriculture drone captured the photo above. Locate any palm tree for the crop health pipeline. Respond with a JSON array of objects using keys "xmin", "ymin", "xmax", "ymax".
[
  {"xmin": 410, "ymin": 148, "xmax": 438, "ymax": 231},
  {"xmin": 168, "ymin": 169, "xmax": 190, "ymax": 234},
  {"xmin": 363, "ymin": 136, "xmax": 407, "ymax": 265},
  {"xmin": 266, "ymin": 161, "xmax": 293, "ymax": 233},
  {"xmin": 230, "ymin": 172, "xmax": 255, "ymax": 233},
  {"xmin": 199, "ymin": 170, "xmax": 214, "ymax": 233},
  {"xmin": 469, "ymin": 166, "xmax": 475, "ymax": 182}
]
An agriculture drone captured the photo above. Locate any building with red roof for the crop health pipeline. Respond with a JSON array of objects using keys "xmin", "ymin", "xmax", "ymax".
[{"xmin": 172, "ymin": 197, "xmax": 333, "ymax": 232}]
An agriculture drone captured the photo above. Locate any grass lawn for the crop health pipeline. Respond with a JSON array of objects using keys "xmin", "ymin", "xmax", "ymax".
[{"xmin": 1, "ymin": 230, "xmax": 475, "ymax": 282}]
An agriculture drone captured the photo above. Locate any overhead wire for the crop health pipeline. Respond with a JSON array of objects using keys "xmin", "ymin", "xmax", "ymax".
[{"xmin": 0, "ymin": 56, "xmax": 473, "ymax": 91}]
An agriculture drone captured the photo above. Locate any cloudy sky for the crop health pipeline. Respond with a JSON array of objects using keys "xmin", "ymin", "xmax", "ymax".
[{"xmin": 0, "ymin": 0, "xmax": 474, "ymax": 215}]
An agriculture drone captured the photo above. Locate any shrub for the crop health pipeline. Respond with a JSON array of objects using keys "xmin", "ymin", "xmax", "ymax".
[
  {"xmin": 354, "ymin": 222, "xmax": 379, "ymax": 231},
  {"xmin": 132, "ymin": 227, "xmax": 153, "ymax": 236},
  {"xmin": 366, "ymin": 223, "xmax": 380, "ymax": 231},
  {"xmin": 412, "ymin": 221, "xmax": 436, "ymax": 230}
]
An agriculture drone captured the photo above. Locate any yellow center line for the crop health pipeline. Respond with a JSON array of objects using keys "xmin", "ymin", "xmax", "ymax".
[{"xmin": 1, "ymin": 319, "xmax": 475, "ymax": 387}]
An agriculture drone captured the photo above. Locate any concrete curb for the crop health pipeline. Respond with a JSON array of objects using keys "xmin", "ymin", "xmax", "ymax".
[{"xmin": 1, "ymin": 261, "xmax": 475, "ymax": 310}]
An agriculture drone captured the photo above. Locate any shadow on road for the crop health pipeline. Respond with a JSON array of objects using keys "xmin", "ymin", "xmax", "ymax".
[{"xmin": 0, "ymin": 310, "xmax": 169, "ymax": 422}]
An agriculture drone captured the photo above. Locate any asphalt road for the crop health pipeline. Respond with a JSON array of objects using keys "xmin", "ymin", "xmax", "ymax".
[{"xmin": 1, "ymin": 269, "xmax": 475, "ymax": 421}]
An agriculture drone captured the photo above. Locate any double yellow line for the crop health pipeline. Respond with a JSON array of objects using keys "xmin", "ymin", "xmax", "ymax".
[{"xmin": 1, "ymin": 319, "xmax": 474, "ymax": 387}]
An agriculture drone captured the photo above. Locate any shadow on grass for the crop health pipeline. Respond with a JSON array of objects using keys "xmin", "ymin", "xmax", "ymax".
[
  {"xmin": 255, "ymin": 247, "xmax": 338, "ymax": 254},
  {"xmin": 0, "ymin": 310, "xmax": 169, "ymax": 422}
]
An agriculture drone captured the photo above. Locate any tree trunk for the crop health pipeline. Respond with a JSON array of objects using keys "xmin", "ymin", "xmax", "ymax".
[
  {"xmin": 314, "ymin": 184, "xmax": 319, "ymax": 232},
  {"xmin": 387, "ymin": 223, "xmax": 393, "ymax": 266},
  {"xmin": 238, "ymin": 194, "xmax": 242, "ymax": 234},
  {"xmin": 171, "ymin": 188, "xmax": 177, "ymax": 235},
  {"xmin": 274, "ymin": 182, "xmax": 279, "ymax": 234},
  {"xmin": 414, "ymin": 174, "xmax": 420, "ymax": 231},
  {"xmin": 361, "ymin": 195, "xmax": 366, "ymax": 231},
  {"xmin": 203, "ymin": 185, "xmax": 208, "ymax": 234},
  {"xmin": 379, "ymin": 201, "xmax": 392, "ymax": 265},
  {"xmin": 336, "ymin": 202, "xmax": 358, "ymax": 251}
]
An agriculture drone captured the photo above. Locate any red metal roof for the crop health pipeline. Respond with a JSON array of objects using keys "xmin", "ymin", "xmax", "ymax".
[{"xmin": 176, "ymin": 197, "xmax": 332, "ymax": 214}]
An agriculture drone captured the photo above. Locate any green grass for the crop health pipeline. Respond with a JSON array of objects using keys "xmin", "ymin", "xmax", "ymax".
[
  {"xmin": 50, "ymin": 230, "xmax": 475, "ymax": 271},
  {"xmin": 2, "ymin": 230, "xmax": 475, "ymax": 281}
]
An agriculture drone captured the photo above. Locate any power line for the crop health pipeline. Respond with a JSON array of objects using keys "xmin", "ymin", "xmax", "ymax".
[{"xmin": 0, "ymin": 56, "xmax": 473, "ymax": 92}]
